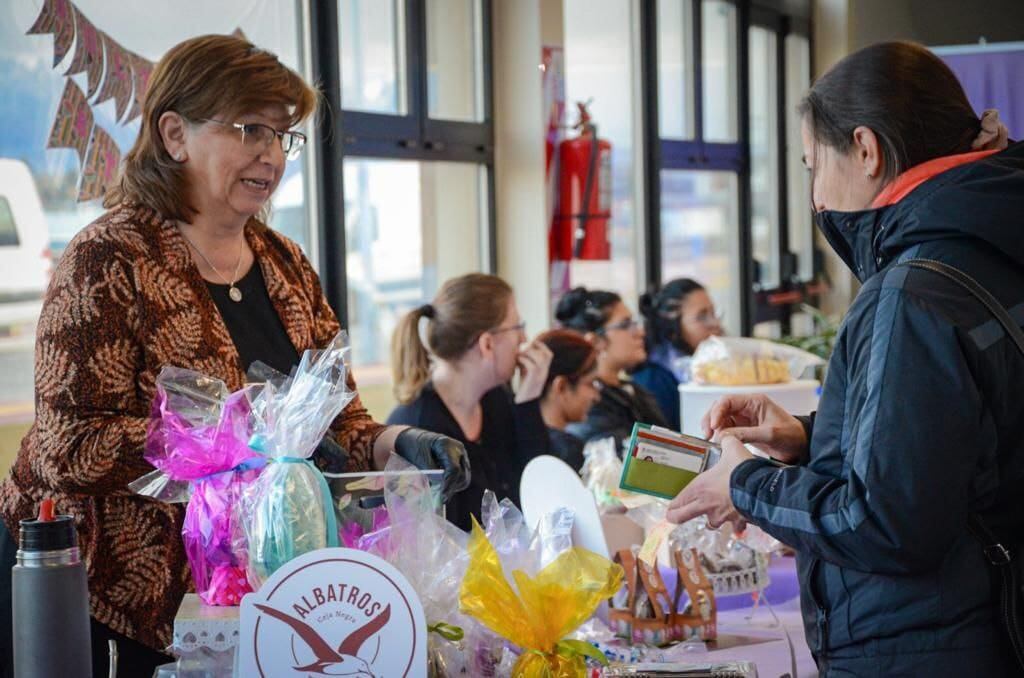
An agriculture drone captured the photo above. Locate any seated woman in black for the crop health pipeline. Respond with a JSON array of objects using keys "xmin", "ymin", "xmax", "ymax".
[
  {"xmin": 387, "ymin": 273, "xmax": 553, "ymax": 530},
  {"xmin": 556, "ymin": 287, "xmax": 669, "ymax": 455},
  {"xmin": 536, "ymin": 329, "xmax": 600, "ymax": 472}
]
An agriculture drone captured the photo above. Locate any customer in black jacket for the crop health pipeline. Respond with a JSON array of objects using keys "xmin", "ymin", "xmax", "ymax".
[
  {"xmin": 536, "ymin": 329, "xmax": 601, "ymax": 471},
  {"xmin": 668, "ymin": 42, "xmax": 1023, "ymax": 676},
  {"xmin": 387, "ymin": 273, "xmax": 552, "ymax": 530},
  {"xmin": 556, "ymin": 287, "xmax": 669, "ymax": 454}
]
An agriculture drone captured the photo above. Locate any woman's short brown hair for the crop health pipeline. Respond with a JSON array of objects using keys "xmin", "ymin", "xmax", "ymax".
[{"xmin": 104, "ymin": 34, "xmax": 319, "ymax": 222}]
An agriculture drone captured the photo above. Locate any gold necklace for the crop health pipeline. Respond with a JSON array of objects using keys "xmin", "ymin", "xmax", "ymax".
[{"xmin": 179, "ymin": 228, "xmax": 246, "ymax": 302}]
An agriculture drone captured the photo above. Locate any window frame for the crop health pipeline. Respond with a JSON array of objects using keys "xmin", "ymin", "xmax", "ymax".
[
  {"xmin": 309, "ymin": 0, "xmax": 496, "ymax": 326},
  {"xmin": 642, "ymin": 0, "xmax": 815, "ymax": 336},
  {"xmin": 642, "ymin": 0, "xmax": 753, "ymax": 334},
  {"xmin": 748, "ymin": 6, "xmax": 818, "ymax": 332}
]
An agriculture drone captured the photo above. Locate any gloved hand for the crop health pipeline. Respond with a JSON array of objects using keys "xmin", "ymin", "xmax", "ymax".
[
  {"xmin": 312, "ymin": 433, "xmax": 349, "ymax": 473},
  {"xmin": 393, "ymin": 428, "xmax": 471, "ymax": 502}
]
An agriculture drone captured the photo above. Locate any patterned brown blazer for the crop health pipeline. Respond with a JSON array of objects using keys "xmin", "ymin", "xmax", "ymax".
[{"xmin": 0, "ymin": 202, "xmax": 385, "ymax": 651}]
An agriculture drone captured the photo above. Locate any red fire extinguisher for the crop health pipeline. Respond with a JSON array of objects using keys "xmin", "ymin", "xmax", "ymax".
[{"xmin": 550, "ymin": 102, "xmax": 612, "ymax": 261}]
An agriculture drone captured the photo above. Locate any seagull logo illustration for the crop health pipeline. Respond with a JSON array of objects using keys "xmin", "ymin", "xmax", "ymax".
[{"xmin": 255, "ymin": 603, "xmax": 392, "ymax": 676}]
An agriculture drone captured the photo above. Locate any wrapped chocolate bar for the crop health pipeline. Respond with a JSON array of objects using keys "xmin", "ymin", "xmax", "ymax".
[
  {"xmin": 460, "ymin": 510, "xmax": 624, "ymax": 677},
  {"xmin": 240, "ymin": 332, "xmax": 356, "ymax": 586},
  {"xmin": 131, "ymin": 367, "xmax": 264, "ymax": 606}
]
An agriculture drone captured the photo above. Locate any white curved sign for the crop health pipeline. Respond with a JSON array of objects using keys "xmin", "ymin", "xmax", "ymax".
[{"xmin": 238, "ymin": 547, "xmax": 427, "ymax": 677}]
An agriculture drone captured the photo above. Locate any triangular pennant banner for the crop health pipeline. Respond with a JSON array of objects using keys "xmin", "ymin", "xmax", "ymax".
[
  {"xmin": 125, "ymin": 51, "xmax": 154, "ymax": 122},
  {"xmin": 94, "ymin": 34, "xmax": 133, "ymax": 121},
  {"xmin": 78, "ymin": 124, "xmax": 120, "ymax": 202},
  {"xmin": 26, "ymin": 0, "xmax": 76, "ymax": 68},
  {"xmin": 65, "ymin": 6, "xmax": 105, "ymax": 98},
  {"xmin": 47, "ymin": 79, "xmax": 94, "ymax": 164}
]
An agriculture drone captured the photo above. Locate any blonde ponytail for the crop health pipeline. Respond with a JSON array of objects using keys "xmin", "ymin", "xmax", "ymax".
[{"xmin": 391, "ymin": 305, "xmax": 433, "ymax": 404}]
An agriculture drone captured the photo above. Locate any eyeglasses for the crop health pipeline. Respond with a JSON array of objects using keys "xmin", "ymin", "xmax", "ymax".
[
  {"xmin": 599, "ymin": 317, "xmax": 642, "ymax": 334},
  {"xmin": 489, "ymin": 321, "xmax": 526, "ymax": 336},
  {"xmin": 198, "ymin": 118, "xmax": 307, "ymax": 160},
  {"xmin": 466, "ymin": 321, "xmax": 526, "ymax": 351},
  {"xmin": 683, "ymin": 310, "xmax": 723, "ymax": 328}
]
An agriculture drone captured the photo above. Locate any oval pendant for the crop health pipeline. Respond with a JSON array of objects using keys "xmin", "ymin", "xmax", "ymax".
[{"xmin": 228, "ymin": 286, "xmax": 243, "ymax": 302}]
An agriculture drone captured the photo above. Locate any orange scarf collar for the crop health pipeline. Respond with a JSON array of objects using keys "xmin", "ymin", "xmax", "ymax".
[{"xmin": 871, "ymin": 149, "xmax": 1000, "ymax": 208}]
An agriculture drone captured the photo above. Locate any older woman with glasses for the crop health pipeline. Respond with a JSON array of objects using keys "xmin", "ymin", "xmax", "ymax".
[
  {"xmin": 632, "ymin": 278, "xmax": 723, "ymax": 430},
  {"xmin": 556, "ymin": 286, "xmax": 670, "ymax": 453},
  {"xmin": 0, "ymin": 35, "xmax": 466, "ymax": 677}
]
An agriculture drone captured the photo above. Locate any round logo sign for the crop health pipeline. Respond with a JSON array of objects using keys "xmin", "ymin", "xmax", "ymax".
[{"xmin": 239, "ymin": 549, "xmax": 426, "ymax": 677}]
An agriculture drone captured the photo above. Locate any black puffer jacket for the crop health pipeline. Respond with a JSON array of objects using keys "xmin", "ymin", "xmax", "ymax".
[{"xmin": 731, "ymin": 143, "xmax": 1024, "ymax": 676}]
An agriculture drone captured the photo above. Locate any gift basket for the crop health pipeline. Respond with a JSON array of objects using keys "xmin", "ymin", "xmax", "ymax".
[
  {"xmin": 131, "ymin": 367, "xmax": 264, "ymax": 606},
  {"xmin": 240, "ymin": 332, "xmax": 356, "ymax": 587},
  {"xmin": 672, "ymin": 518, "xmax": 775, "ymax": 598},
  {"xmin": 690, "ymin": 337, "xmax": 825, "ymax": 386},
  {"xmin": 353, "ymin": 457, "xmax": 473, "ymax": 677},
  {"xmin": 459, "ymin": 492, "xmax": 624, "ymax": 677},
  {"xmin": 608, "ymin": 543, "xmax": 716, "ymax": 647}
]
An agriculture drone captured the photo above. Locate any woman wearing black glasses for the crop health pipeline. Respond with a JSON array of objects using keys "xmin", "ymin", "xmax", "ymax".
[
  {"xmin": 388, "ymin": 273, "xmax": 553, "ymax": 530},
  {"xmin": 556, "ymin": 287, "xmax": 670, "ymax": 453},
  {"xmin": 633, "ymin": 278, "xmax": 723, "ymax": 431}
]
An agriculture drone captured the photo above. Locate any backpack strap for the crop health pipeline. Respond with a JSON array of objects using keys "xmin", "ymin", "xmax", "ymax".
[{"xmin": 900, "ymin": 257, "xmax": 1024, "ymax": 669}]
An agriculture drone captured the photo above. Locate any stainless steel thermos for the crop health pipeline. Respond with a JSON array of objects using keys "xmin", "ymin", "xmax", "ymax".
[{"xmin": 12, "ymin": 498, "xmax": 92, "ymax": 677}]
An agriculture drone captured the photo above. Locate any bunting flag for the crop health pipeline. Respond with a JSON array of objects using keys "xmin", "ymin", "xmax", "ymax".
[
  {"xmin": 27, "ymin": 0, "xmax": 251, "ymax": 200},
  {"xmin": 64, "ymin": 6, "xmax": 105, "ymax": 98},
  {"xmin": 26, "ymin": 0, "xmax": 76, "ymax": 68},
  {"xmin": 47, "ymin": 79, "xmax": 94, "ymax": 164},
  {"xmin": 124, "ymin": 51, "xmax": 154, "ymax": 122},
  {"xmin": 78, "ymin": 124, "xmax": 120, "ymax": 202},
  {"xmin": 94, "ymin": 34, "xmax": 133, "ymax": 121}
]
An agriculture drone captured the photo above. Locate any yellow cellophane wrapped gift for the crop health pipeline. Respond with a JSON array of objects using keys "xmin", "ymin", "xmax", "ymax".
[{"xmin": 460, "ymin": 519, "xmax": 624, "ymax": 677}]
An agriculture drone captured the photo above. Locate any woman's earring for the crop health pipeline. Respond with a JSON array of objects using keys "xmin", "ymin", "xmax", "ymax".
[{"xmin": 174, "ymin": 152, "xmax": 185, "ymax": 162}]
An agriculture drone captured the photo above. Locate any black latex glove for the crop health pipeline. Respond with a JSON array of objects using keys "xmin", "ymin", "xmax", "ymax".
[
  {"xmin": 393, "ymin": 428, "xmax": 471, "ymax": 502},
  {"xmin": 313, "ymin": 434, "xmax": 349, "ymax": 473}
]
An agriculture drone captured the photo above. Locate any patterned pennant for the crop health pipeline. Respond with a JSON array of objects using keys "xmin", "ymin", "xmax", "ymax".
[
  {"xmin": 26, "ymin": 0, "xmax": 76, "ymax": 68},
  {"xmin": 65, "ymin": 7, "xmax": 105, "ymax": 98},
  {"xmin": 124, "ymin": 51, "xmax": 154, "ymax": 122},
  {"xmin": 94, "ymin": 34, "xmax": 132, "ymax": 121},
  {"xmin": 78, "ymin": 124, "xmax": 121, "ymax": 202},
  {"xmin": 47, "ymin": 79, "xmax": 94, "ymax": 163}
]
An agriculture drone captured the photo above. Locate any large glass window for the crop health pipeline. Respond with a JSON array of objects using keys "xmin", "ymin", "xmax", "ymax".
[
  {"xmin": 339, "ymin": 0, "xmax": 407, "ymax": 115},
  {"xmin": 563, "ymin": 0, "xmax": 642, "ymax": 308},
  {"xmin": 749, "ymin": 25, "xmax": 780, "ymax": 290},
  {"xmin": 335, "ymin": 1, "xmax": 493, "ymax": 419},
  {"xmin": 659, "ymin": 170, "xmax": 741, "ymax": 333},
  {"xmin": 701, "ymin": 0, "xmax": 739, "ymax": 143},
  {"xmin": 657, "ymin": 0, "xmax": 695, "ymax": 140},
  {"xmin": 425, "ymin": 0, "xmax": 484, "ymax": 122},
  {"xmin": 785, "ymin": 33, "xmax": 813, "ymax": 282},
  {"xmin": 0, "ymin": 0, "xmax": 313, "ymax": 467},
  {"xmin": 343, "ymin": 160, "xmax": 488, "ymax": 418}
]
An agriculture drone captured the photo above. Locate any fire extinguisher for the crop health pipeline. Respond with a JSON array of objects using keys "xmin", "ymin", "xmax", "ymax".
[{"xmin": 550, "ymin": 102, "xmax": 612, "ymax": 261}]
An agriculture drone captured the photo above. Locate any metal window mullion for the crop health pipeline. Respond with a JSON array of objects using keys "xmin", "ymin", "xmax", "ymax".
[
  {"xmin": 692, "ymin": 0, "xmax": 704, "ymax": 143},
  {"xmin": 640, "ymin": 0, "xmax": 662, "ymax": 289},
  {"xmin": 735, "ymin": 0, "xmax": 753, "ymax": 335},
  {"xmin": 309, "ymin": 0, "xmax": 349, "ymax": 325}
]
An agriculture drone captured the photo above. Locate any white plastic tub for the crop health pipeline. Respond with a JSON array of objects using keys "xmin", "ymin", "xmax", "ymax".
[{"xmin": 678, "ymin": 379, "xmax": 821, "ymax": 437}]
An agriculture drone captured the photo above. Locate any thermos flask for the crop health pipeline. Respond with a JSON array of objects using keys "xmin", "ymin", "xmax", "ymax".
[{"xmin": 12, "ymin": 498, "xmax": 93, "ymax": 677}]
